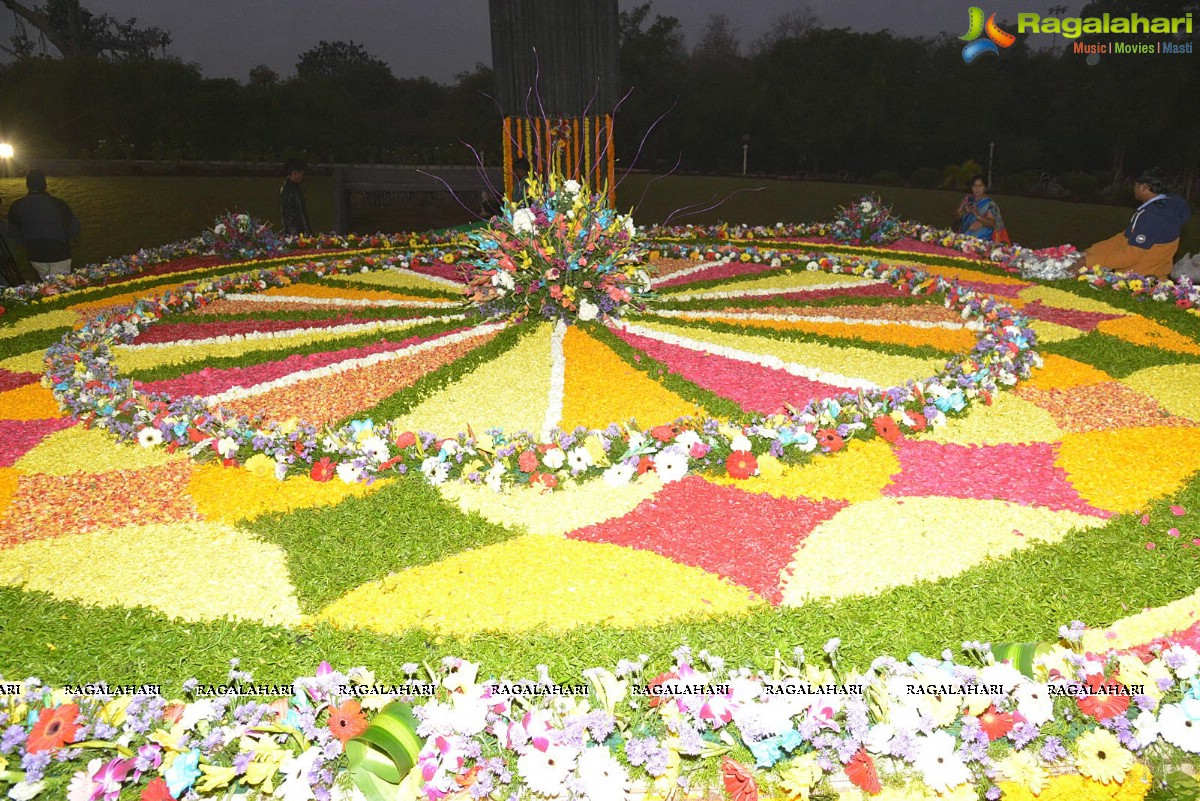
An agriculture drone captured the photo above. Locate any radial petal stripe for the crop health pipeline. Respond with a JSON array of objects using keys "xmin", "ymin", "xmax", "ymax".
[
  {"xmin": 223, "ymin": 293, "xmax": 454, "ymax": 309},
  {"xmin": 120, "ymin": 313, "xmax": 466, "ymax": 350},
  {"xmin": 542, "ymin": 320, "xmax": 567, "ymax": 441}
]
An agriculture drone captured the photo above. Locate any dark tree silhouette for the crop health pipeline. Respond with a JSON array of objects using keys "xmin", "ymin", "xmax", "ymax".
[{"xmin": 0, "ymin": 0, "xmax": 169, "ymax": 59}]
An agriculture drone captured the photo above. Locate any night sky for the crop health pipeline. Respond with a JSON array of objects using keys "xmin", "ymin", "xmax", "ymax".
[{"xmin": 0, "ymin": 0, "xmax": 1081, "ymax": 84}]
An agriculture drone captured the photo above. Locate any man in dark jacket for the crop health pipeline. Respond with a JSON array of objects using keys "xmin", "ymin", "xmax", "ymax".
[
  {"xmin": 280, "ymin": 160, "xmax": 311, "ymax": 236},
  {"xmin": 1084, "ymin": 168, "xmax": 1192, "ymax": 277},
  {"xmin": 6, "ymin": 169, "xmax": 81, "ymax": 281}
]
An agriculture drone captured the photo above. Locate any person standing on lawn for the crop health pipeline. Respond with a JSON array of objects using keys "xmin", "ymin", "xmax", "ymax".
[
  {"xmin": 6, "ymin": 169, "xmax": 81, "ymax": 281},
  {"xmin": 280, "ymin": 159, "xmax": 312, "ymax": 236}
]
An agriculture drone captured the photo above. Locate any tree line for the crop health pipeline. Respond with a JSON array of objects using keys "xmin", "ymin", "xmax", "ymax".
[{"xmin": 0, "ymin": 0, "xmax": 1196, "ymax": 195}]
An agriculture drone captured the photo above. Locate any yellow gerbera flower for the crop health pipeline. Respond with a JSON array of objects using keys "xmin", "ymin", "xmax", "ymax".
[{"xmin": 1074, "ymin": 728, "xmax": 1134, "ymax": 784}]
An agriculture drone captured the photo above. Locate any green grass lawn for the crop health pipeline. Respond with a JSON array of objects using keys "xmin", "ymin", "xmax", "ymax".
[{"xmin": 2, "ymin": 173, "xmax": 1196, "ymax": 271}]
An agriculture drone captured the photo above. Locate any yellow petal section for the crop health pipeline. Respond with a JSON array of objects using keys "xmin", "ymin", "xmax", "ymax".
[
  {"xmin": 0, "ymin": 467, "xmax": 20, "ymax": 516},
  {"xmin": 1121, "ymin": 364, "xmax": 1200, "ymax": 421},
  {"xmin": 779, "ymin": 497, "xmax": 1107, "ymax": 604},
  {"xmin": 709, "ymin": 439, "xmax": 898, "ymax": 502},
  {"xmin": 0, "ymin": 309, "xmax": 79, "ymax": 340},
  {"xmin": 1018, "ymin": 286, "xmax": 1128, "ymax": 315},
  {"xmin": 1056, "ymin": 427, "xmax": 1200, "ymax": 514},
  {"xmin": 387, "ymin": 323, "xmax": 552, "ymax": 438},
  {"xmin": 112, "ymin": 317, "xmax": 431, "ymax": 373},
  {"xmin": 686, "ymin": 313, "xmax": 978, "ymax": 352},
  {"xmin": 67, "ymin": 282, "xmax": 197, "ymax": 315},
  {"xmin": 1021, "ymin": 354, "xmax": 1112, "ymax": 391},
  {"xmin": 1095, "ymin": 315, "xmax": 1200, "ymax": 356},
  {"xmin": 0, "ymin": 349, "xmax": 50, "ymax": 374},
  {"xmin": 316, "ymin": 535, "xmax": 761, "ymax": 637},
  {"xmin": 0, "ymin": 521, "xmax": 302, "ymax": 626},
  {"xmin": 1028, "ymin": 320, "xmax": 1088, "ymax": 344},
  {"xmin": 560, "ymin": 326, "xmax": 699, "ymax": 430},
  {"xmin": 439, "ymin": 474, "xmax": 664, "ymax": 536},
  {"xmin": 661, "ymin": 270, "xmax": 872, "ymax": 295},
  {"xmin": 258, "ymin": 284, "xmax": 443, "ymax": 303},
  {"xmin": 189, "ymin": 462, "xmax": 387, "ymax": 523},
  {"xmin": 913, "ymin": 393, "xmax": 1063, "ymax": 446},
  {"xmin": 15, "ymin": 424, "xmax": 186, "ymax": 475},
  {"xmin": 324, "ymin": 270, "xmax": 458, "ymax": 294},
  {"xmin": 0, "ymin": 382, "xmax": 63, "ymax": 421},
  {"xmin": 630, "ymin": 319, "xmax": 943, "ymax": 387},
  {"xmin": 1080, "ymin": 588, "xmax": 1200, "ymax": 653}
]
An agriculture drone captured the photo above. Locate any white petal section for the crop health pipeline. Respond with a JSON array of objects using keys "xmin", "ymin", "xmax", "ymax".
[
  {"xmin": 649, "ymin": 309, "xmax": 983, "ymax": 331},
  {"xmin": 542, "ymin": 320, "xmax": 567, "ymax": 441},
  {"xmin": 119, "ymin": 314, "xmax": 466, "ymax": 350}
]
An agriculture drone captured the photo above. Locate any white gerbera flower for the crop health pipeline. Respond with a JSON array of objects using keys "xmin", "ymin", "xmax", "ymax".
[
  {"xmin": 567, "ymin": 446, "xmax": 593, "ymax": 471},
  {"xmin": 517, "ymin": 746, "xmax": 576, "ymax": 798},
  {"xmin": 575, "ymin": 746, "xmax": 630, "ymax": 801},
  {"xmin": 913, "ymin": 730, "xmax": 970, "ymax": 793},
  {"xmin": 675, "ymin": 430, "xmax": 700, "ymax": 449},
  {"xmin": 542, "ymin": 448, "xmax": 566, "ymax": 470},
  {"xmin": 1159, "ymin": 703, "xmax": 1200, "ymax": 752},
  {"xmin": 512, "ymin": 208, "xmax": 537, "ymax": 234},
  {"xmin": 654, "ymin": 451, "xmax": 689, "ymax": 483},
  {"xmin": 137, "ymin": 427, "xmax": 163, "ymax": 448},
  {"xmin": 1012, "ymin": 682, "xmax": 1054, "ymax": 727},
  {"xmin": 358, "ymin": 435, "xmax": 389, "ymax": 462},
  {"xmin": 336, "ymin": 462, "xmax": 365, "ymax": 484},
  {"xmin": 420, "ymin": 457, "xmax": 449, "ymax": 485},
  {"xmin": 603, "ymin": 463, "xmax": 635, "ymax": 487}
]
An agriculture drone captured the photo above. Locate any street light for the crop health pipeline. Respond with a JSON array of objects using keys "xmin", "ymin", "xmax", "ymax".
[
  {"xmin": 0, "ymin": 143, "xmax": 12, "ymax": 178},
  {"xmin": 741, "ymin": 134, "xmax": 750, "ymax": 176}
]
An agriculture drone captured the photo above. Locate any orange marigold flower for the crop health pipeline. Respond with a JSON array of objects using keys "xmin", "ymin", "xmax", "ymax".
[
  {"xmin": 327, "ymin": 699, "xmax": 369, "ymax": 743},
  {"xmin": 725, "ymin": 451, "xmax": 758, "ymax": 479},
  {"xmin": 27, "ymin": 703, "xmax": 80, "ymax": 753}
]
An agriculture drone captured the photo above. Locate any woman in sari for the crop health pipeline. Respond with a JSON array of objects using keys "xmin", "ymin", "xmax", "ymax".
[{"xmin": 955, "ymin": 175, "xmax": 1008, "ymax": 242}]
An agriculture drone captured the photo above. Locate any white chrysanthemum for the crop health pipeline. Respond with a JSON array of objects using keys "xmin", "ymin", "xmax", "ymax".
[
  {"xmin": 575, "ymin": 746, "xmax": 630, "ymax": 801},
  {"xmin": 216, "ymin": 436, "xmax": 239, "ymax": 458},
  {"xmin": 623, "ymin": 216, "xmax": 636, "ymax": 237},
  {"xmin": 276, "ymin": 747, "xmax": 320, "ymax": 801},
  {"xmin": 860, "ymin": 201, "xmax": 873, "ymax": 213},
  {"xmin": 603, "ymin": 463, "xmax": 635, "ymax": 487},
  {"xmin": 864, "ymin": 722, "xmax": 895, "ymax": 755},
  {"xmin": 913, "ymin": 730, "xmax": 970, "ymax": 793},
  {"xmin": 1132, "ymin": 709, "xmax": 1161, "ymax": 749},
  {"xmin": 492, "ymin": 270, "xmax": 516, "ymax": 291},
  {"xmin": 512, "ymin": 208, "xmax": 537, "ymax": 234},
  {"xmin": 542, "ymin": 448, "xmax": 566, "ymax": 469},
  {"xmin": 137, "ymin": 427, "xmax": 163, "ymax": 448},
  {"xmin": 486, "ymin": 463, "xmax": 505, "ymax": 493},
  {"xmin": 730, "ymin": 434, "xmax": 752, "ymax": 452},
  {"xmin": 654, "ymin": 451, "xmax": 689, "ymax": 483},
  {"xmin": 567, "ymin": 446, "xmax": 593, "ymax": 471},
  {"xmin": 516, "ymin": 746, "xmax": 576, "ymax": 798},
  {"xmin": 1159, "ymin": 703, "xmax": 1200, "ymax": 752},
  {"xmin": 562, "ymin": 179, "xmax": 581, "ymax": 195},
  {"xmin": 578, "ymin": 298, "xmax": 600, "ymax": 322}
]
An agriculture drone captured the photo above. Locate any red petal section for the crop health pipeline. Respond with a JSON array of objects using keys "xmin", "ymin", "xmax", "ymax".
[
  {"xmin": 568, "ymin": 477, "xmax": 846, "ymax": 604},
  {"xmin": 1020, "ymin": 301, "xmax": 1123, "ymax": 331},
  {"xmin": 0, "ymin": 369, "xmax": 41, "ymax": 394},
  {"xmin": 0, "ymin": 418, "xmax": 75, "ymax": 468}
]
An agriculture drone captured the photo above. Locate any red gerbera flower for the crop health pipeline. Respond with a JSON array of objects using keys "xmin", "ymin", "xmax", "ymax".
[
  {"xmin": 1076, "ymin": 674, "xmax": 1130, "ymax": 720},
  {"xmin": 816, "ymin": 428, "xmax": 845, "ymax": 452},
  {"xmin": 725, "ymin": 450, "xmax": 758, "ymax": 479},
  {"xmin": 906, "ymin": 412, "xmax": 928, "ymax": 432},
  {"xmin": 645, "ymin": 671, "xmax": 679, "ymax": 708},
  {"xmin": 327, "ymin": 699, "xmax": 369, "ymax": 744},
  {"xmin": 141, "ymin": 778, "xmax": 174, "ymax": 801},
  {"xmin": 310, "ymin": 457, "xmax": 336, "ymax": 482},
  {"xmin": 26, "ymin": 704, "xmax": 80, "ymax": 753},
  {"xmin": 871, "ymin": 415, "xmax": 901, "ymax": 443},
  {"xmin": 845, "ymin": 747, "xmax": 882, "ymax": 795},
  {"xmin": 636, "ymin": 455, "xmax": 655, "ymax": 474},
  {"xmin": 978, "ymin": 705, "xmax": 1015, "ymax": 740},
  {"xmin": 721, "ymin": 757, "xmax": 759, "ymax": 801}
]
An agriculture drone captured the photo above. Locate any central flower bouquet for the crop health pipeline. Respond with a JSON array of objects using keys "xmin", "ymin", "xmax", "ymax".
[
  {"xmin": 829, "ymin": 194, "xmax": 902, "ymax": 246},
  {"xmin": 207, "ymin": 212, "xmax": 279, "ymax": 261},
  {"xmin": 462, "ymin": 175, "xmax": 652, "ymax": 323}
]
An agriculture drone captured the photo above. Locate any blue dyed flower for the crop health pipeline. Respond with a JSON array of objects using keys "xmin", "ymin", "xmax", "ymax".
[
  {"xmin": 164, "ymin": 748, "xmax": 201, "ymax": 797},
  {"xmin": 748, "ymin": 736, "xmax": 784, "ymax": 768}
]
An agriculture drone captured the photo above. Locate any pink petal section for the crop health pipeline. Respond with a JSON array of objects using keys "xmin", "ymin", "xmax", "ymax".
[
  {"xmin": 135, "ymin": 326, "xmax": 470, "ymax": 399},
  {"xmin": 884, "ymin": 439, "xmax": 1111, "ymax": 517},
  {"xmin": 410, "ymin": 259, "xmax": 466, "ymax": 283},
  {"xmin": 611, "ymin": 326, "xmax": 851, "ymax": 414},
  {"xmin": 777, "ymin": 283, "xmax": 906, "ymax": 302},
  {"xmin": 1020, "ymin": 301, "xmax": 1123, "ymax": 331},
  {"xmin": 132, "ymin": 314, "xmax": 406, "ymax": 345},
  {"xmin": 569, "ymin": 476, "xmax": 847, "ymax": 604},
  {"xmin": 0, "ymin": 418, "xmax": 75, "ymax": 467},
  {"xmin": 955, "ymin": 280, "xmax": 1026, "ymax": 299},
  {"xmin": 0, "ymin": 369, "xmax": 41, "ymax": 393}
]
